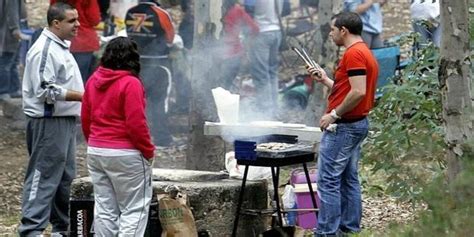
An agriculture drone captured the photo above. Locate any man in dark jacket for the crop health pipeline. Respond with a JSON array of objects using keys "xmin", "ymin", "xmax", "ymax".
[
  {"xmin": 0, "ymin": 0, "xmax": 22, "ymax": 100},
  {"xmin": 126, "ymin": 0, "xmax": 175, "ymax": 146}
]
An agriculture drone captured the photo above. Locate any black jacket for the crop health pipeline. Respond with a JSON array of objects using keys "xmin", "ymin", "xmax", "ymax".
[{"xmin": 125, "ymin": 2, "xmax": 175, "ymax": 58}]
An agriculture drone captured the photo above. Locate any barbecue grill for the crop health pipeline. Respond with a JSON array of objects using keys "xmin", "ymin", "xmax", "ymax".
[
  {"xmin": 234, "ymin": 134, "xmax": 314, "ymax": 159},
  {"xmin": 231, "ymin": 134, "xmax": 318, "ymax": 237}
]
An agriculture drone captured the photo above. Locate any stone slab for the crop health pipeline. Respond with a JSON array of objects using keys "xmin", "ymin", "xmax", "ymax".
[
  {"xmin": 204, "ymin": 121, "xmax": 323, "ymax": 142},
  {"xmin": 152, "ymin": 168, "xmax": 228, "ymax": 181},
  {"xmin": 70, "ymin": 168, "xmax": 269, "ymax": 236}
]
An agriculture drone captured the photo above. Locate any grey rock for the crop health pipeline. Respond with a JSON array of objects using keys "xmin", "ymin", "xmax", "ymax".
[{"xmin": 71, "ymin": 169, "xmax": 268, "ymax": 236}]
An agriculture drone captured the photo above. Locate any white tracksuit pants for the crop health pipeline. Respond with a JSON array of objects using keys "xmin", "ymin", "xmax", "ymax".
[{"xmin": 87, "ymin": 154, "xmax": 153, "ymax": 237}]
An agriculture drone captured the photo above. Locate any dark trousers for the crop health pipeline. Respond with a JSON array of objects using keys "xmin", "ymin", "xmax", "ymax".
[
  {"xmin": 220, "ymin": 55, "xmax": 242, "ymax": 91},
  {"xmin": 72, "ymin": 52, "xmax": 96, "ymax": 83},
  {"xmin": 19, "ymin": 117, "xmax": 77, "ymax": 237},
  {"xmin": 0, "ymin": 51, "xmax": 20, "ymax": 95},
  {"xmin": 170, "ymin": 50, "xmax": 191, "ymax": 113},
  {"xmin": 141, "ymin": 59, "xmax": 173, "ymax": 146}
]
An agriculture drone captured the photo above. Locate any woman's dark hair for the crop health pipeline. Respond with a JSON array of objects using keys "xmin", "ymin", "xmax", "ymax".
[
  {"xmin": 332, "ymin": 12, "xmax": 363, "ymax": 35},
  {"xmin": 101, "ymin": 37, "xmax": 141, "ymax": 76}
]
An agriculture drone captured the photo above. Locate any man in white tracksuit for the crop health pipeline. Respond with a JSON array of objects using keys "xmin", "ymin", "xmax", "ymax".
[{"xmin": 19, "ymin": 2, "xmax": 84, "ymax": 236}]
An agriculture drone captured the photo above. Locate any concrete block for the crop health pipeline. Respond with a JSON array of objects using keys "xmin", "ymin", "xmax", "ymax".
[{"xmin": 71, "ymin": 169, "xmax": 269, "ymax": 236}]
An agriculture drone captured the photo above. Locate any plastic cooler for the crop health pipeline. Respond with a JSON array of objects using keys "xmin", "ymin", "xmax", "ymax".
[
  {"xmin": 290, "ymin": 168, "xmax": 317, "ymax": 184},
  {"xmin": 293, "ymin": 183, "xmax": 320, "ymax": 229},
  {"xmin": 290, "ymin": 168, "xmax": 319, "ymax": 229}
]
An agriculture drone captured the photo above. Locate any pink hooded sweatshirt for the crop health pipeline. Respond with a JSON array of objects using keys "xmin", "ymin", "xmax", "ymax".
[{"xmin": 81, "ymin": 66, "xmax": 155, "ymax": 159}]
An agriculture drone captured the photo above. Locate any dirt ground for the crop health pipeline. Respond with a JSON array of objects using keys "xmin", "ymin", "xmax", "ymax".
[
  {"xmin": 0, "ymin": 108, "xmax": 188, "ymax": 233},
  {"xmin": 0, "ymin": 0, "xmax": 419, "ymax": 235},
  {"xmin": 0, "ymin": 108, "xmax": 419, "ymax": 235},
  {"xmin": 0, "ymin": 115, "xmax": 27, "ymax": 217}
]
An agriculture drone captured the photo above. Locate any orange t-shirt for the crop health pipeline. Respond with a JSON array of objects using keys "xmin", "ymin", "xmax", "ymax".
[{"xmin": 326, "ymin": 42, "xmax": 378, "ymax": 119}]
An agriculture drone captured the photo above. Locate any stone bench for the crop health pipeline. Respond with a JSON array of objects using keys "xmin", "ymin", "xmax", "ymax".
[{"xmin": 71, "ymin": 168, "xmax": 269, "ymax": 236}]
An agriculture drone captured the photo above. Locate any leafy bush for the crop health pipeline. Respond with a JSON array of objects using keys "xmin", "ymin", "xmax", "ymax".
[
  {"xmin": 362, "ymin": 43, "xmax": 446, "ymax": 202},
  {"xmin": 379, "ymin": 144, "xmax": 474, "ymax": 237}
]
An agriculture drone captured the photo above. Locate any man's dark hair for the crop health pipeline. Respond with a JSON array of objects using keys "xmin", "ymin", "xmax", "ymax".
[
  {"xmin": 332, "ymin": 12, "xmax": 363, "ymax": 35},
  {"xmin": 47, "ymin": 2, "xmax": 75, "ymax": 26},
  {"xmin": 101, "ymin": 37, "xmax": 141, "ymax": 77}
]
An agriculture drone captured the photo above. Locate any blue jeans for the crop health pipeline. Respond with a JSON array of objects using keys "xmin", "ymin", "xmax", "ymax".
[
  {"xmin": 412, "ymin": 21, "xmax": 441, "ymax": 47},
  {"xmin": 0, "ymin": 51, "xmax": 20, "ymax": 95},
  {"xmin": 361, "ymin": 31, "xmax": 383, "ymax": 49},
  {"xmin": 249, "ymin": 30, "xmax": 281, "ymax": 118},
  {"xmin": 315, "ymin": 118, "xmax": 369, "ymax": 236}
]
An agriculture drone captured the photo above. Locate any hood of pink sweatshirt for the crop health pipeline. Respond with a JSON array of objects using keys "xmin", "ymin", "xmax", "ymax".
[{"xmin": 93, "ymin": 66, "xmax": 136, "ymax": 90}]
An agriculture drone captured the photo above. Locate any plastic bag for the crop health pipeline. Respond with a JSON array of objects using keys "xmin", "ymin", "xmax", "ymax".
[
  {"xmin": 282, "ymin": 184, "xmax": 297, "ymax": 226},
  {"xmin": 282, "ymin": 185, "xmax": 296, "ymax": 209},
  {"xmin": 225, "ymin": 151, "xmax": 272, "ymax": 180}
]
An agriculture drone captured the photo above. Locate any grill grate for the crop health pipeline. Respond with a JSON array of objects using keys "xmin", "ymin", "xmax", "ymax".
[{"xmin": 234, "ymin": 134, "xmax": 314, "ymax": 160}]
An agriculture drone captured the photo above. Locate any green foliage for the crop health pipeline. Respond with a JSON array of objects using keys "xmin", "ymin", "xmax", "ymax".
[
  {"xmin": 381, "ymin": 153, "xmax": 474, "ymax": 237},
  {"xmin": 362, "ymin": 43, "xmax": 446, "ymax": 202}
]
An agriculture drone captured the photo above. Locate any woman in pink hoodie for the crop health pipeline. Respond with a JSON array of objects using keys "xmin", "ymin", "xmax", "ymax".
[{"xmin": 81, "ymin": 37, "xmax": 155, "ymax": 236}]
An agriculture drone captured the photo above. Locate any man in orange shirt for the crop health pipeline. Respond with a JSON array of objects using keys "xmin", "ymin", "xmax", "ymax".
[{"xmin": 307, "ymin": 12, "xmax": 378, "ymax": 236}]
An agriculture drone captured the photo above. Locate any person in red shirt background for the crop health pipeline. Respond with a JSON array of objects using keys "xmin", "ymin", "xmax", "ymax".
[
  {"xmin": 81, "ymin": 37, "xmax": 155, "ymax": 236},
  {"xmin": 51, "ymin": 0, "xmax": 101, "ymax": 83},
  {"xmin": 306, "ymin": 12, "xmax": 378, "ymax": 236},
  {"xmin": 220, "ymin": 0, "xmax": 259, "ymax": 90}
]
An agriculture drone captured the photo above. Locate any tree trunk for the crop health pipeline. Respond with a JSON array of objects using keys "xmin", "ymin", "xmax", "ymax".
[
  {"xmin": 186, "ymin": 0, "xmax": 226, "ymax": 171},
  {"xmin": 439, "ymin": 0, "xmax": 473, "ymax": 181},
  {"xmin": 303, "ymin": 0, "xmax": 343, "ymax": 125}
]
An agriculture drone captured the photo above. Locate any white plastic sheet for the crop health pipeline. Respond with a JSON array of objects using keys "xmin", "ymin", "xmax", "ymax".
[
  {"xmin": 224, "ymin": 152, "xmax": 271, "ymax": 180},
  {"xmin": 212, "ymin": 87, "xmax": 239, "ymax": 124}
]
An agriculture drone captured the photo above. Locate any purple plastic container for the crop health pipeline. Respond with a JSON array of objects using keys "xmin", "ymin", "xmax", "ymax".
[
  {"xmin": 294, "ymin": 184, "xmax": 320, "ymax": 229},
  {"xmin": 290, "ymin": 168, "xmax": 317, "ymax": 185},
  {"xmin": 291, "ymin": 168, "xmax": 319, "ymax": 229}
]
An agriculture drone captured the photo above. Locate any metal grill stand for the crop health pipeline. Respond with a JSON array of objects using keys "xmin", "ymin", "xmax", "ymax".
[{"xmin": 231, "ymin": 153, "xmax": 319, "ymax": 237}]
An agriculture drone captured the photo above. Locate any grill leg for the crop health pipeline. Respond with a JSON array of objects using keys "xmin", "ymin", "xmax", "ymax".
[
  {"xmin": 232, "ymin": 165, "xmax": 249, "ymax": 237},
  {"xmin": 303, "ymin": 162, "xmax": 318, "ymax": 220},
  {"xmin": 271, "ymin": 166, "xmax": 284, "ymax": 227}
]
